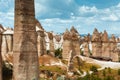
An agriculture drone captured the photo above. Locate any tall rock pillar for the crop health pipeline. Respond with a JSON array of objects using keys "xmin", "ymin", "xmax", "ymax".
[
  {"xmin": 70, "ymin": 27, "xmax": 80, "ymax": 57},
  {"xmin": 13, "ymin": 0, "xmax": 39, "ymax": 80},
  {"xmin": 62, "ymin": 29, "xmax": 72, "ymax": 60},
  {"xmin": 0, "ymin": 31, "xmax": 2, "ymax": 80},
  {"xmin": 83, "ymin": 34, "xmax": 91, "ymax": 57},
  {"xmin": 48, "ymin": 32, "xmax": 54, "ymax": 55},
  {"xmin": 37, "ymin": 29, "xmax": 46, "ymax": 56},
  {"xmin": 101, "ymin": 30, "xmax": 110, "ymax": 58},
  {"xmin": 92, "ymin": 28, "xmax": 102, "ymax": 58}
]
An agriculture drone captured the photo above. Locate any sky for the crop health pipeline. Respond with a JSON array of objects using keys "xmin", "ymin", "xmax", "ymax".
[{"xmin": 0, "ymin": 0, "xmax": 120, "ymax": 34}]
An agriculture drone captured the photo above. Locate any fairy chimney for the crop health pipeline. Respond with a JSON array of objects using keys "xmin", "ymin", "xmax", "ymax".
[
  {"xmin": 70, "ymin": 27, "xmax": 80, "ymax": 57},
  {"xmin": 13, "ymin": 0, "xmax": 39, "ymax": 80},
  {"xmin": 48, "ymin": 32, "xmax": 54, "ymax": 55},
  {"xmin": 92, "ymin": 28, "xmax": 102, "ymax": 57},
  {"xmin": 36, "ymin": 20, "xmax": 46, "ymax": 56},
  {"xmin": 101, "ymin": 30, "xmax": 110, "ymax": 58},
  {"xmin": 62, "ymin": 29, "xmax": 72, "ymax": 60}
]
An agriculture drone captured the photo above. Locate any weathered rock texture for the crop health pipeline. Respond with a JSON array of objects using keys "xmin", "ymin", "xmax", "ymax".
[
  {"xmin": 1, "ymin": 28, "xmax": 13, "ymax": 60},
  {"xmin": 48, "ymin": 32, "xmax": 54, "ymax": 55},
  {"xmin": 101, "ymin": 30, "xmax": 110, "ymax": 58},
  {"xmin": 92, "ymin": 28, "xmax": 102, "ymax": 57},
  {"xmin": 62, "ymin": 27, "xmax": 80, "ymax": 60},
  {"xmin": 0, "ymin": 25, "xmax": 3, "ymax": 80},
  {"xmin": 70, "ymin": 27, "xmax": 80, "ymax": 57},
  {"xmin": 109, "ymin": 34, "xmax": 118, "ymax": 61},
  {"xmin": 90, "ymin": 28, "xmax": 120, "ymax": 61},
  {"xmin": 83, "ymin": 34, "xmax": 91, "ymax": 57},
  {"xmin": 13, "ymin": 0, "xmax": 39, "ymax": 80},
  {"xmin": 62, "ymin": 29, "xmax": 72, "ymax": 60},
  {"xmin": 36, "ymin": 20, "xmax": 46, "ymax": 56}
]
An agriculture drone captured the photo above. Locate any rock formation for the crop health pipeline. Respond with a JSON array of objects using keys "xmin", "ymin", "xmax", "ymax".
[
  {"xmin": 62, "ymin": 29, "xmax": 72, "ymax": 60},
  {"xmin": 67, "ymin": 50, "xmax": 74, "ymax": 74},
  {"xmin": 37, "ymin": 29, "xmax": 46, "ymax": 56},
  {"xmin": 36, "ymin": 20, "xmax": 46, "ymax": 56},
  {"xmin": 48, "ymin": 32, "xmax": 54, "ymax": 55},
  {"xmin": 54, "ymin": 35, "xmax": 62, "ymax": 49},
  {"xmin": 111, "ymin": 48, "xmax": 120, "ymax": 62},
  {"xmin": 83, "ymin": 34, "xmax": 91, "ymax": 57},
  {"xmin": 92, "ymin": 28, "xmax": 102, "ymax": 57},
  {"xmin": 1, "ymin": 28, "xmax": 13, "ymax": 60},
  {"xmin": 101, "ymin": 30, "xmax": 110, "ymax": 58},
  {"xmin": 62, "ymin": 27, "xmax": 80, "ymax": 60},
  {"xmin": 0, "ymin": 25, "xmax": 3, "ymax": 80},
  {"xmin": 70, "ymin": 27, "xmax": 80, "ymax": 57},
  {"xmin": 13, "ymin": 0, "xmax": 39, "ymax": 80},
  {"xmin": 110, "ymin": 34, "xmax": 120, "ymax": 61}
]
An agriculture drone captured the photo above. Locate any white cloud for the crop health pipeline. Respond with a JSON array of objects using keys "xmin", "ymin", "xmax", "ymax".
[
  {"xmin": 101, "ymin": 14, "xmax": 119, "ymax": 21},
  {"xmin": 79, "ymin": 6, "xmax": 98, "ymax": 13},
  {"xmin": 35, "ymin": 2, "xmax": 47, "ymax": 16}
]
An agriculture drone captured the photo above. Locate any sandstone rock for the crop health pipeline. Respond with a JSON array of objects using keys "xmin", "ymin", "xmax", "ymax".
[
  {"xmin": 39, "ymin": 55, "xmax": 60, "ymax": 66},
  {"xmin": 101, "ymin": 30, "xmax": 110, "ymax": 58},
  {"xmin": 0, "ymin": 30, "xmax": 2, "ymax": 80},
  {"xmin": 63, "ymin": 29, "xmax": 71, "ymax": 40},
  {"xmin": 13, "ymin": 0, "xmax": 39, "ymax": 80},
  {"xmin": 48, "ymin": 32, "xmax": 54, "ymax": 55},
  {"xmin": 83, "ymin": 34, "xmax": 91, "ymax": 57},
  {"xmin": 0, "ymin": 24, "xmax": 5, "ymax": 32},
  {"xmin": 37, "ymin": 30, "xmax": 46, "ymax": 56},
  {"xmin": 36, "ymin": 20, "xmax": 46, "ymax": 56},
  {"xmin": 92, "ymin": 28, "xmax": 102, "ymax": 57},
  {"xmin": 92, "ymin": 28, "xmax": 101, "ymax": 42},
  {"xmin": 102, "ymin": 30, "xmax": 109, "ymax": 42},
  {"xmin": 62, "ymin": 27, "xmax": 80, "ymax": 60},
  {"xmin": 109, "ymin": 34, "xmax": 117, "ymax": 61},
  {"xmin": 111, "ymin": 48, "xmax": 120, "ymax": 62},
  {"xmin": 55, "ymin": 35, "xmax": 61, "ymax": 42},
  {"xmin": 62, "ymin": 29, "xmax": 72, "ymax": 60},
  {"xmin": 70, "ymin": 27, "xmax": 80, "ymax": 56},
  {"xmin": 70, "ymin": 26, "xmax": 78, "ymax": 34},
  {"xmin": 110, "ymin": 34, "xmax": 116, "ymax": 42}
]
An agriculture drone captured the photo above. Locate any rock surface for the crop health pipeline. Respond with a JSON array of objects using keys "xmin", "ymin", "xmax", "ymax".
[{"xmin": 13, "ymin": 0, "xmax": 39, "ymax": 80}]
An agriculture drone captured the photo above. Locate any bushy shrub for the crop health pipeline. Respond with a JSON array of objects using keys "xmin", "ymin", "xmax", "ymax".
[
  {"xmin": 90, "ymin": 65, "xmax": 98, "ymax": 73},
  {"xmin": 103, "ymin": 76, "xmax": 115, "ymax": 80},
  {"xmin": 103, "ymin": 69, "xmax": 106, "ymax": 77},
  {"xmin": 54, "ymin": 48, "xmax": 62, "ymax": 59},
  {"xmin": 108, "ymin": 67, "xmax": 111, "ymax": 73},
  {"xmin": 2, "ymin": 61, "xmax": 13, "ymax": 80},
  {"xmin": 118, "ymin": 69, "xmax": 120, "ymax": 75}
]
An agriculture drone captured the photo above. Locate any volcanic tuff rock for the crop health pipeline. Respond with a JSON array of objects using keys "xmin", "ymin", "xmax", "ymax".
[
  {"xmin": 62, "ymin": 27, "xmax": 80, "ymax": 60},
  {"xmin": 13, "ymin": 0, "xmax": 39, "ymax": 80}
]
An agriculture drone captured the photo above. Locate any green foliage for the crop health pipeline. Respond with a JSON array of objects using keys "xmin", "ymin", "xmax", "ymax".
[
  {"xmin": 2, "ymin": 61, "xmax": 13, "ymax": 80},
  {"xmin": 103, "ymin": 69, "xmax": 106, "ymax": 77},
  {"xmin": 47, "ymin": 50, "xmax": 50, "ymax": 54},
  {"xmin": 103, "ymin": 76, "xmax": 115, "ymax": 80},
  {"xmin": 118, "ymin": 69, "xmax": 120, "ymax": 75},
  {"xmin": 90, "ymin": 65, "xmax": 98, "ymax": 73},
  {"xmin": 54, "ymin": 48, "xmax": 62, "ymax": 59},
  {"xmin": 108, "ymin": 67, "xmax": 111, "ymax": 73},
  {"xmin": 79, "ymin": 73, "xmax": 102, "ymax": 80}
]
